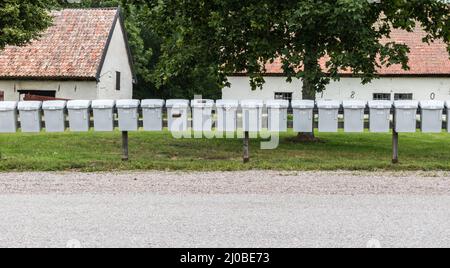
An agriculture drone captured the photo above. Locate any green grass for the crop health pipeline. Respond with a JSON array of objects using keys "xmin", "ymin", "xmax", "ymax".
[{"xmin": 0, "ymin": 130, "xmax": 450, "ymax": 172}]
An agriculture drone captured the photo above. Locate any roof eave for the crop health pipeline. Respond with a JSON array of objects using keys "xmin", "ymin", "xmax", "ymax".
[
  {"xmin": 229, "ymin": 73, "xmax": 450, "ymax": 78},
  {"xmin": 0, "ymin": 76, "xmax": 98, "ymax": 81},
  {"xmin": 95, "ymin": 7, "xmax": 137, "ymax": 84}
]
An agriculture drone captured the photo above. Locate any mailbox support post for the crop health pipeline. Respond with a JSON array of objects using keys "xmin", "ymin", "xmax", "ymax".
[
  {"xmin": 243, "ymin": 131, "xmax": 250, "ymax": 163},
  {"xmin": 392, "ymin": 130, "xmax": 399, "ymax": 164},
  {"xmin": 122, "ymin": 131, "xmax": 129, "ymax": 161},
  {"xmin": 392, "ymin": 109, "xmax": 399, "ymax": 164}
]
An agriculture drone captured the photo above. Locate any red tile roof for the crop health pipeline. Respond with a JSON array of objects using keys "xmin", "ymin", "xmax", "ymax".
[
  {"xmin": 264, "ymin": 26, "xmax": 450, "ymax": 76},
  {"xmin": 0, "ymin": 8, "xmax": 119, "ymax": 80}
]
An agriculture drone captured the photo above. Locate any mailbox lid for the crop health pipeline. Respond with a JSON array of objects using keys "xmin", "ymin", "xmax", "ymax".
[
  {"xmin": 342, "ymin": 100, "xmax": 367, "ymax": 109},
  {"xmin": 394, "ymin": 100, "xmax": 419, "ymax": 109},
  {"xmin": 0, "ymin": 101, "xmax": 18, "ymax": 111},
  {"xmin": 166, "ymin": 99, "xmax": 189, "ymax": 108},
  {"xmin": 141, "ymin": 99, "xmax": 165, "ymax": 108},
  {"xmin": 368, "ymin": 100, "xmax": 393, "ymax": 109},
  {"xmin": 291, "ymin": 100, "xmax": 315, "ymax": 109},
  {"xmin": 191, "ymin": 99, "xmax": 214, "ymax": 108},
  {"xmin": 265, "ymin": 100, "xmax": 289, "ymax": 109},
  {"xmin": 92, "ymin": 100, "xmax": 115, "ymax": 109},
  {"xmin": 419, "ymin": 100, "xmax": 444, "ymax": 110},
  {"xmin": 116, "ymin": 99, "xmax": 140, "ymax": 109},
  {"xmin": 317, "ymin": 100, "xmax": 341, "ymax": 109},
  {"xmin": 216, "ymin": 99, "xmax": 239, "ymax": 108},
  {"xmin": 42, "ymin": 100, "xmax": 67, "ymax": 110},
  {"xmin": 18, "ymin": 101, "xmax": 42, "ymax": 111},
  {"xmin": 240, "ymin": 99, "xmax": 264, "ymax": 108},
  {"xmin": 67, "ymin": 100, "xmax": 91, "ymax": 110}
]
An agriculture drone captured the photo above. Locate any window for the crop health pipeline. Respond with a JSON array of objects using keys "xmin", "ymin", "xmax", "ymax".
[
  {"xmin": 394, "ymin": 93, "xmax": 413, "ymax": 100},
  {"xmin": 274, "ymin": 92, "xmax": 293, "ymax": 101},
  {"xmin": 373, "ymin": 93, "xmax": 391, "ymax": 100},
  {"xmin": 115, "ymin": 71, "xmax": 121, "ymax": 91},
  {"xmin": 0, "ymin": 91, "xmax": 3, "ymax": 101}
]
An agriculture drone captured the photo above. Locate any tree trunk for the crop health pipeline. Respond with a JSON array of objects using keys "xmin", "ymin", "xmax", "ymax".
[{"xmin": 297, "ymin": 46, "xmax": 318, "ymax": 142}]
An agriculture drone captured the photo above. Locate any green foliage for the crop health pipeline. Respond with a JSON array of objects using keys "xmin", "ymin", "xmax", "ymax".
[
  {"xmin": 0, "ymin": 0, "xmax": 54, "ymax": 50},
  {"xmin": 143, "ymin": 0, "xmax": 450, "ymax": 99},
  {"xmin": 49, "ymin": 1, "xmax": 450, "ymax": 100}
]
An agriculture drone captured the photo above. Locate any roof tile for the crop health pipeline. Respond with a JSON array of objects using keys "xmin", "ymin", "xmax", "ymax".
[
  {"xmin": 0, "ymin": 8, "xmax": 118, "ymax": 80},
  {"xmin": 265, "ymin": 26, "xmax": 450, "ymax": 76}
]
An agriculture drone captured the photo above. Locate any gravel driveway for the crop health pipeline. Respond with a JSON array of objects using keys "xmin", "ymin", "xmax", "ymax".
[{"xmin": 0, "ymin": 171, "xmax": 449, "ymax": 248}]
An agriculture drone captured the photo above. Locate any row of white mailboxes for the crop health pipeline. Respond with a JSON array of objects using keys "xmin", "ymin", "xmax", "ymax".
[
  {"xmin": 0, "ymin": 99, "xmax": 450, "ymax": 134},
  {"xmin": 2, "ymin": 99, "xmax": 450, "ymax": 109}
]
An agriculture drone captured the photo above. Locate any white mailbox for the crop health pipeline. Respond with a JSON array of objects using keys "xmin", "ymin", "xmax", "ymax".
[
  {"xmin": 116, "ymin": 99, "xmax": 140, "ymax": 131},
  {"xmin": 67, "ymin": 100, "xmax": 91, "ymax": 132},
  {"xmin": 420, "ymin": 100, "xmax": 444, "ymax": 133},
  {"xmin": 91, "ymin": 100, "xmax": 115, "ymax": 132},
  {"xmin": 317, "ymin": 100, "xmax": 341, "ymax": 132},
  {"xmin": 342, "ymin": 100, "xmax": 366, "ymax": 133},
  {"xmin": 266, "ymin": 100, "xmax": 289, "ymax": 132},
  {"xmin": 241, "ymin": 100, "xmax": 264, "ymax": 132},
  {"xmin": 368, "ymin": 100, "xmax": 392, "ymax": 133},
  {"xmin": 191, "ymin": 99, "xmax": 214, "ymax": 132},
  {"xmin": 141, "ymin": 99, "xmax": 165, "ymax": 131},
  {"xmin": 291, "ymin": 100, "xmax": 315, "ymax": 133},
  {"xmin": 394, "ymin": 100, "xmax": 419, "ymax": 133},
  {"xmin": 0, "ymin": 101, "xmax": 18, "ymax": 133},
  {"xmin": 216, "ymin": 100, "xmax": 239, "ymax": 132},
  {"xmin": 447, "ymin": 101, "xmax": 450, "ymax": 133},
  {"xmin": 166, "ymin": 99, "xmax": 189, "ymax": 132},
  {"xmin": 42, "ymin": 101, "xmax": 66, "ymax": 133},
  {"xmin": 18, "ymin": 101, "xmax": 42, "ymax": 133}
]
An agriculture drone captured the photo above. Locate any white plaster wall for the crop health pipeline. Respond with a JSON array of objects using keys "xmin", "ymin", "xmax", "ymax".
[
  {"xmin": 224, "ymin": 77, "xmax": 303, "ymax": 100},
  {"xmin": 97, "ymin": 21, "xmax": 133, "ymax": 100},
  {"xmin": 0, "ymin": 80, "xmax": 97, "ymax": 101},
  {"xmin": 223, "ymin": 76, "xmax": 450, "ymax": 101}
]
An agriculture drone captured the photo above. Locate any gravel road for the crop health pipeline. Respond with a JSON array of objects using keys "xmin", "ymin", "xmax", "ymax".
[{"xmin": 0, "ymin": 171, "xmax": 449, "ymax": 248}]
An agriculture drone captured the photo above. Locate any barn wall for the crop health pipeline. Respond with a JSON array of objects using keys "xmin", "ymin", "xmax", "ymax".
[
  {"xmin": 223, "ymin": 76, "xmax": 450, "ymax": 101},
  {"xmin": 97, "ymin": 20, "xmax": 133, "ymax": 100},
  {"xmin": 0, "ymin": 80, "xmax": 97, "ymax": 101}
]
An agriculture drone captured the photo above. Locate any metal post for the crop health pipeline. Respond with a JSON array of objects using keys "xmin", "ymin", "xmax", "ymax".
[
  {"xmin": 243, "ymin": 131, "xmax": 250, "ymax": 163},
  {"xmin": 122, "ymin": 131, "xmax": 129, "ymax": 161}
]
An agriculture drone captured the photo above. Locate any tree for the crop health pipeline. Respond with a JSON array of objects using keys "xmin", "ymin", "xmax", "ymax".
[
  {"xmin": 145, "ymin": 0, "xmax": 450, "ymax": 139},
  {"xmin": 0, "ymin": 0, "xmax": 54, "ymax": 50}
]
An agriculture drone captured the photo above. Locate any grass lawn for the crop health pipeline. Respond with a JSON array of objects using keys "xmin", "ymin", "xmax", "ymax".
[{"xmin": 0, "ymin": 129, "xmax": 450, "ymax": 172}]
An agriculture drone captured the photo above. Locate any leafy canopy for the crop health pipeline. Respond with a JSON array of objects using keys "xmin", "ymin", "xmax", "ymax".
[
  {"xmin": 0, "ymin": 0, "xmax": 55, "ymax": 49},
  {"xmin": 143, "ymin": 0, "xmax": 450, "ymax": 97}
]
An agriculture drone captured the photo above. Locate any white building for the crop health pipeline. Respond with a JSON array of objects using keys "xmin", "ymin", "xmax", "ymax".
[
  {"xmin": 0, "ymin": 8, "xmax": 135, "ymax": 101},
  {"xmin": 223, "ymin": 27, "xmax": 450, "ymax": 102}
]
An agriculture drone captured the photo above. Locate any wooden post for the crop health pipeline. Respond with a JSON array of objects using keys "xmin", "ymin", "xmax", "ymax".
[
  {"xmin": 243, "ymin": 131, "xmax": 250, "ymax": 163},
  {"xmin": 122, "ymin": 131, "xmax": 129, "ymax": 161},
  {"xmin": 392, "ymin": 110, "xmax": 399, "ymax": 164},
  {"xmin": 392, "ymin": 130, "xmax": 399, "ymax": 164}
]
